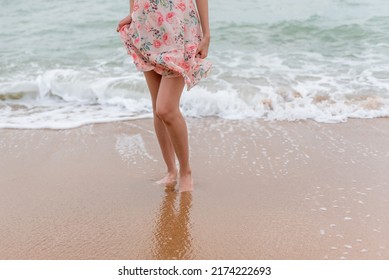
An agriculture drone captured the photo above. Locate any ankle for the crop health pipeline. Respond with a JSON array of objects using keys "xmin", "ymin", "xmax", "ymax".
[
  {"xmin": 167, "ymin": 168, "xmax": 178, "ymax": 175},
  {"xmin": 180, "ymin": 169, "xmax": 192, "ymax": 177}
]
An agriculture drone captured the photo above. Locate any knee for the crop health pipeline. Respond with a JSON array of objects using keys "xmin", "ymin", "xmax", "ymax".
[{"xmin": 156, "ymin": 106, "xmax": 177, "ymax": 124}]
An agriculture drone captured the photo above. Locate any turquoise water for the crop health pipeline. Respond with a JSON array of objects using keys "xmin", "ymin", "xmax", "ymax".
[{"xmin": 1, "ymin": 0, "xmax": 389, "ymax": 128}]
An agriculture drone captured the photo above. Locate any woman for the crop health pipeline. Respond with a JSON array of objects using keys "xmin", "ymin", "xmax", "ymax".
[{"xmin": 117, "ymin": 0, "xmax": 212, "ymax": 192}]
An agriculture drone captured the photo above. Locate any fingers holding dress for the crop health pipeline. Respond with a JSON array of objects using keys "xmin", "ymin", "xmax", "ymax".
[
  {"xmin": 116, "ymin": 14, "xmax": 132, "ymax": 32},
  {"xmin": 195, "ymin": 36, "xmax": 210, "ymax": 59}
]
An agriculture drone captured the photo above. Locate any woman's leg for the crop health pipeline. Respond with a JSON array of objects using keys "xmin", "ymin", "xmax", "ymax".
[
  {"xmin": 144, "ymin": 71, "xmax": 178, "ymax": 184},
  {"xmin": 156, "ymin": 75, "xmax": 193, "ymax": 192}
]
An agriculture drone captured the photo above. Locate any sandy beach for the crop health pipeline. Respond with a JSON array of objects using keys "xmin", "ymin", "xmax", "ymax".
[{"xmin": 0, "ymin": 118, "xmax": 388, "ymax": 260}]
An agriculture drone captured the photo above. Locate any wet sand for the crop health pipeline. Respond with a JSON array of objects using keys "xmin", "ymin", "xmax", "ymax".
[{"xmin": 0, "ymin": 118, "xmax": 389, "ymax": 260}]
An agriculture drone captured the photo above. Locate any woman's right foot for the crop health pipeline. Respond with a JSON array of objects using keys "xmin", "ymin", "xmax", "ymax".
[{"xmin": 155, "ymin": 171, "xmax": 178, "ymax": 186}]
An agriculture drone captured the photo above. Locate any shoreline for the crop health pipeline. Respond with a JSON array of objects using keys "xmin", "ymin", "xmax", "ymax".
[{"xmin": 1, "ymin": 118, "xmax": 388, "ymax": 259}]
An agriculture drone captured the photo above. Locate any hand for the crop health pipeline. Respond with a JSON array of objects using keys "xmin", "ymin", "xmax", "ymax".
[
  {"xmin": 116, "ymin": 14, "xmax": 132, "ymax": 32},
  {"xmin": 195, "ymin": 36, "xmax": 210, "ymax": 59}
]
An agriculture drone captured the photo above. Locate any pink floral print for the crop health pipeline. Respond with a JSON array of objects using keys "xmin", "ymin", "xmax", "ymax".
[{"xmin": 119, "ymin": 0, "xmax": 212, "ymax": 90}]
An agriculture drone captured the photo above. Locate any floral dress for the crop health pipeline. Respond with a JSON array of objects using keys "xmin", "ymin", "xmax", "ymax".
[{"xmin": 119, "ymin": 0, "xmax": 212, "ymax": 90}]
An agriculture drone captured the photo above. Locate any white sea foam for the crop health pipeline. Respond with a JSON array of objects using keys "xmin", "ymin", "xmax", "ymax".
[
  {"xmin": 1, "ymin": 59, "xmax": 389, "ymax": 129},
  {"xmin": 115, "ymin": 133, "xmax": 157, "ymax": 164}
]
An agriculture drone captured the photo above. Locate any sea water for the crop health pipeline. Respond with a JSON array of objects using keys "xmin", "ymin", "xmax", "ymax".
[{"xmin": 1, "ymin": 0, "xmax": 389, "ymax": 128}]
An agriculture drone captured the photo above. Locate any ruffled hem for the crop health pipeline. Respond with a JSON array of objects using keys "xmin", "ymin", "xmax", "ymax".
[{"xmin": 119, "ymin": 23, "xmax": 212, "ymax": 91}]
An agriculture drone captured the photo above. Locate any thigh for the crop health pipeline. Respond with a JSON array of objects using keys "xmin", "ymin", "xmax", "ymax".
[
  {"xmin": 156, "ymin": 75, "xmax": 186, "ymax": 112},
  {"xmin": 144, "ymin": 70, "xmax": 162, "ymax": 111}
]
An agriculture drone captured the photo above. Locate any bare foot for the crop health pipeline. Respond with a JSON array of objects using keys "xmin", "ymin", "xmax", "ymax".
[
  {"xmin": 155, "ymin": 172, "xmax": 178, "ymax": 186},
  {"xmin": 178, "ymin": 172, "xmax": 194, "ymax": 193}
]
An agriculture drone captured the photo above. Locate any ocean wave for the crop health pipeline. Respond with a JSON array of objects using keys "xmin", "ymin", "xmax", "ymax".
[
  {"xmin": 1, "ymin": 64, "xmax": 389, "ymax": 129},
  {"xmin": 213, "ymin": 15, "xmax": 389, "ymax": 53}
]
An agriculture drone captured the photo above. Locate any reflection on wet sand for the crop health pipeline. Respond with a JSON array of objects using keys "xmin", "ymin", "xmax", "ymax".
[{"xmin": 151, "ymin": 186, "xmax": 193, "ymax": 260}]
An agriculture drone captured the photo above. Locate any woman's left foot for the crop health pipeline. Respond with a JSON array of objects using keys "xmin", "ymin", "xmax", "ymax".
[{"xmin": 178, "ymin": 172, "xmax": 194, "ymax": 192}]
